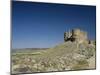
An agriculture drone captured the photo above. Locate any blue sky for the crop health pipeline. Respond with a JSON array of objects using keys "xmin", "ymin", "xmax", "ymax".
[{"xmin": 12, "ymin": 1, "xmax": 96, "ymax": 49}]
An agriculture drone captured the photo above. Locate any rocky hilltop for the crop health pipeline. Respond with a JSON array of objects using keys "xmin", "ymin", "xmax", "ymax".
[{"xmin": 12, "ymin": 28, "xmax": 96, "ymax": 74}]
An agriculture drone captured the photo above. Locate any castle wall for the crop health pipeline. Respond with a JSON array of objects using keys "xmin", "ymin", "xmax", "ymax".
[{"xmin": 64, "ymin": 29, "xmax": 88, "ymax": 44}]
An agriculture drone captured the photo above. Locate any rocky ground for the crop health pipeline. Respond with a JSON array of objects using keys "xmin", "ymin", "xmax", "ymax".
[{"xmin": 11, "ymin": 41, "xmax": 96, "ymax": 74}]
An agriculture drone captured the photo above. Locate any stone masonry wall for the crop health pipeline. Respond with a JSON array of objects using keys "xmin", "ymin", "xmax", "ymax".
[{"xmin": 64, "ymin": 29, "xmax": 88, "ymax": 44}]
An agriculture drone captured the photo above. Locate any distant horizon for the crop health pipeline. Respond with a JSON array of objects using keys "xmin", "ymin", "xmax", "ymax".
[
  {"xmin": 12, "ymin": 1, "xmax": 96, "ymax": 49},
  {"xmin": 12, "ymin": 47, "xmax": 49, "ymax": 50}
]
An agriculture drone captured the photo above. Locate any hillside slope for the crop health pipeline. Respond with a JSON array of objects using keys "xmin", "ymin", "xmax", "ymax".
[{"xmin": 12, "ymin": 41, "xmax": 95, "ymax": 74}]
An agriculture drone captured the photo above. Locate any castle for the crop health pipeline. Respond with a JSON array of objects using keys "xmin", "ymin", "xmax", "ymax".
[{"xmin": 64, "ymin": 29, "xmax": 89, "ymax": 44}]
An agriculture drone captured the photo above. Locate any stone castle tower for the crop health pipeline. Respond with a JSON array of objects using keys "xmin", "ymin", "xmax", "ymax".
[{"xmin": 64, "ymin": 29, "xmax": 88, "ymax": 44}]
